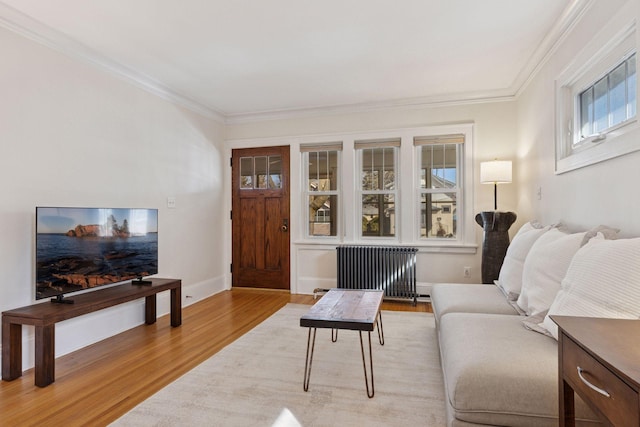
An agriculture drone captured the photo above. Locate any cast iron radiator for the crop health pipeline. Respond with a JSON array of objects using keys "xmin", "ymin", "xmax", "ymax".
[{"xmin": 336, "ymin": 245, "xmax": 418, "ymax": 304}]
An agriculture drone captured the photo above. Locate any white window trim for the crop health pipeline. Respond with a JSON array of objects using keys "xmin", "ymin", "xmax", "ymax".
[
  {"xmin": 412, "ymin": 125, "xmax": 473, "ymax": 251},
  {"xmin": 555, "ymin": 5, "xmax": 638, "ymax": 174}
]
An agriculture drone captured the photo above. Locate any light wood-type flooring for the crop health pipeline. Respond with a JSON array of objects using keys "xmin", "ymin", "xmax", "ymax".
[{"xmin": 0, "ymin": 288, "xmax": 430, "ymax": 426}]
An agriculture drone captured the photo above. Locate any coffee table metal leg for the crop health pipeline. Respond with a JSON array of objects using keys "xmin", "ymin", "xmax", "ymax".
[
  {"xmin": 376, "ymin": 311, "xmax": 384, "ymax": 345},
  {"xmin": 359, "ymin": 330, "xmax": 375, "ymax": 398},
  {"xmin": 332, "ymin": 328, "xmax": 338, "ymax": 342},
  {"xmin": 303, "ymin": 327, "xmax": 317, "ymax": 391}
]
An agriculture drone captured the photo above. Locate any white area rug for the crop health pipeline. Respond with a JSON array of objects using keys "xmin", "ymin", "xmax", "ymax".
[{"xmin": 111, "ymin": 304, "xmax": 446, "ymax": 426}]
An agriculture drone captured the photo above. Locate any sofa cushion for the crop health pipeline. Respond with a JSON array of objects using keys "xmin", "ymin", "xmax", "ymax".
[
  {"xmin": 439, "ymin": 313, "xmax": 599, "ymax": 426},
  {"xmin": 431, "ymin": 283, "xmax": 519, "ymax": 326},
  {"xmin": 516, "ymin": 229, "xmax": 586, "ymax": 316},
  {"xmin": 495, "ymin": 221, "xmax": 550, "ymax": 301},
  {"xmin": 543, "ymin": 233, "xmax": 640, "ymax": 339}
]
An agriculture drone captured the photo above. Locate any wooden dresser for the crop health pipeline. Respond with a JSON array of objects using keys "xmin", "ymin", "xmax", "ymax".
[{"xmin": 552, "ymin": 315, "xmax": 640, "ymax": 426}]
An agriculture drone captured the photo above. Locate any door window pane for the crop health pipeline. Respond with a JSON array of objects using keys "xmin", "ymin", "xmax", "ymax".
[
  {"xmin": 240, "ymin": 155, "xmax": 283, "ymax": 190},
  {"xmin": 254, "ymin": 156, "xmax": 267, "ymax": 189},
  {"xmin": 240, "ymin": 157, "xmax": 253, "ymax": 189},
  {"xmin": 268, "ymin": 155, "xmax": 282, "ymax": 189}
]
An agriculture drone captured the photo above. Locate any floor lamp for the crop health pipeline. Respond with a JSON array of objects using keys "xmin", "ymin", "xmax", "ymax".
[{"xmin": 475, "ymin": 160, "xmax": 516, "ymax": 284}]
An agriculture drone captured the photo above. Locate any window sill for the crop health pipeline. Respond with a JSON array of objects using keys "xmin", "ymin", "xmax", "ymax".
[
  {"xmin": 556, "ymin": 121, "xmax": 640, "ymax": 174},
  {"xmin": 294, "ymin": 240, "xmax": 477, "ymax": 254}
]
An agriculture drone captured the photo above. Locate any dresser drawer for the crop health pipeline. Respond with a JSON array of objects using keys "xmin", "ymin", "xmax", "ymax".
[{"xmin": 563, "ymin": 336, "xmax": 639, "ymax": 426}]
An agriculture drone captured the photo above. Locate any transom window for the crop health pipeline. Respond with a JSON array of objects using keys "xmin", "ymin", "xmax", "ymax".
[
  {"xmin": 578, "ymin": 53, "xmax": 636, "ymax": 143},
  {"xmin": 555, "ymin": 14, "xmax": 638, "ymax": 174}
]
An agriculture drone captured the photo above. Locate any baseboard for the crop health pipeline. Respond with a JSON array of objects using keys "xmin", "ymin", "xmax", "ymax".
[
  {"xmin": 296, "ymin": 277, "xmax": 337, "ymax": 295},
  {"xmin": 416, "ymin": 282, "xmax": 433, "ymax": 298},
  {"xmin": 181, "ymin": 275, "xmax": 226, "ymax": 307}
]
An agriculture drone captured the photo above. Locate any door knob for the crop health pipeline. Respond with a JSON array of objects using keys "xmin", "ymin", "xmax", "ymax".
[{"xmin": 281, "ymin": 219, "xmax": 288, "ymax": 232}]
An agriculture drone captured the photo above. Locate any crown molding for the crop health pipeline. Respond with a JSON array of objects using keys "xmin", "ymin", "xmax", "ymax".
[
  {"xmin": 0, "ymin": 2, "xmax": 225, "ymax": 123},
  {"xmin": 512, "ymin": 0, "xmax": 595, "ymax": 98},
  {"xmin": 0, "ymin": 0, "xmax": 593, "ymax": 126},
  {"xmin": 224, "ymin": 91, "xmax": 517, "ymax": 125}
]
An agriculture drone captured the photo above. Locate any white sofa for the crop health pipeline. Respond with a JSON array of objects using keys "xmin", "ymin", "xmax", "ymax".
[{"xmin": 432, "ymin": 222, "xmax": 640, "ymax": 426}]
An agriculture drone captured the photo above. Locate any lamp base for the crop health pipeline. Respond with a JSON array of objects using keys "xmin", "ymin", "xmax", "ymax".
[{"xmin": 475, "ymin": 211, "xmax": 517, "ymax": 284}]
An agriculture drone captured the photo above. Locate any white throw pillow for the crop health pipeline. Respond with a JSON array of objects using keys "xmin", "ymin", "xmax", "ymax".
[
  {"xmin": 516, "ymin": 229, "xmax": 586, "ymax": 316},
  {"xmin": 518, "ymin": 225, "xmax": 619, "ymax": 320},
  {"xmin": 542, "ymin": 234, "xmax": 640, "ymax": 340},
  {"xmin": 495, "ymin": 221, "xmax": 550, "ymax": 300}
]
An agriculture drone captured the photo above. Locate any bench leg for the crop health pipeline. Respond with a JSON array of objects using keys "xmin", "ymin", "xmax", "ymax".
[
  {"xmin": 35, "ymin": 324, "xmax": 55, "ymax": 387},
  {"xmin": 2, "ymin": 320, "xmax": 22, "ymax": 381},
  {"xmin": 170, "ymin": 286, "xmax": 182, "ymax": 327},
  {"xmin": 145, "ymin": 295, "xmax": 157, "ymax": 325}
]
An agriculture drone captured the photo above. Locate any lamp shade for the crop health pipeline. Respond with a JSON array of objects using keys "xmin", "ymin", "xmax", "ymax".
[{"xmin": 480, "ymin": 160, "xmax": 512, "ymax": 184}]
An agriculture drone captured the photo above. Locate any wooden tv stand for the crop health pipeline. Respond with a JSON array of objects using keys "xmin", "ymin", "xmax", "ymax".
[{"xmin": 2, "ymin": 278, "xmax": 181, "ymax": 387}]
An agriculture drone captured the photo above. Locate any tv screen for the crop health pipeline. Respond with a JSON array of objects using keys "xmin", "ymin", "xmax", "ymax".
[{"xmin": 36, "ymin": 207, "xmax": 158, "ymax": 301}]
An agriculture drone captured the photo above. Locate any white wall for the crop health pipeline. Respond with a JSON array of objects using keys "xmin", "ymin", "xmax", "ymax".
[
  {"xmin": 6, "ymin": 0, "xmax": 631, "ymax": 370},
  {"xmin": 225, "ymin": 101, "xmax": 521, "ymax": 292},
  {"xmin": 0, "ymin": 26, "xmax": 226, "ymax": 369},
  {"xmin": 517, "ymin": 0, "xmax": 640, "ymax": 237}
]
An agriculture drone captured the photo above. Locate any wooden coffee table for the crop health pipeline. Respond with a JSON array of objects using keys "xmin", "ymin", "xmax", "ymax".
[{"xmin": 300, "ymin": 288, "xmax": 384, "ymax": 398}]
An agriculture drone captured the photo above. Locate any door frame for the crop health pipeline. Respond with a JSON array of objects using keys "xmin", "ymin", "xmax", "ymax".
[
  {"xmin": 230, "ymin": 145, "xmax": 290, "ymax": 290},
  {"xmin": 224, "ymin": 141, "xmax": 295, "ymax": 293}
]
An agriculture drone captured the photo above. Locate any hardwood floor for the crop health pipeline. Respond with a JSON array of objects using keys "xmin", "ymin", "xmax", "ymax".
[{"xmin": 0, "ymin": 288, "xmax": 430, "ymax": 426}]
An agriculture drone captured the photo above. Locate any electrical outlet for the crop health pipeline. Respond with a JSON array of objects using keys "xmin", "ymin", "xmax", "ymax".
[{"xmin": 463, "ymin": 267, "xmax": 471, "ymax": 278}]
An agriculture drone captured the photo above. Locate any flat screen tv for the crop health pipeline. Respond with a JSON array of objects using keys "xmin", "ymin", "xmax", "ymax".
[{"xmin": 36, "ymin": 207, "xmax": 158, "ymax": 303}]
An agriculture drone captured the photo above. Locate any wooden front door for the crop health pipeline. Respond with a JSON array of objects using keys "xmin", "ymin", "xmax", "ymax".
[{"xmin": 231, "ymin": 146, "xmax": 290, "ymax": 290}]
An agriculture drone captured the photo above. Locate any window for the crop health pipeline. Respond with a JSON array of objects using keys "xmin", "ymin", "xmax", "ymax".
[
  {"xmin": 555, "ymin": 11, "xmax": 638, "ymax": 173},
  {"xmin": 577, "ymin": 53, "xmax": 636, "ymax": 142},
  {"xmin": 415, "ymin": 135, "xmax": 463, "ymax": 239},
  {"xmin": 295, "ymin": 124, "xmax": 474, "ymax": 250},
  {"xmin": 356, "ymin": 139, "xmax": 399, "ymax": 238},
  {"xmin": 302, "ymin": 144, "xmax": 341, "ymax": 237}
]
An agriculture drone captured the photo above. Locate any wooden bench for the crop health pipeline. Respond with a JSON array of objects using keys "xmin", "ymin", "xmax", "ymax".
[{"xmin": 2, "ymin": 278, "xmax": 181, "ymax": 387}]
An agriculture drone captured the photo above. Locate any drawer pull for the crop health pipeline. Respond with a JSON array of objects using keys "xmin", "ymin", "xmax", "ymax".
[{"xmin": 577, "ymin": 367, "xmax": 611, "ymax": 398}]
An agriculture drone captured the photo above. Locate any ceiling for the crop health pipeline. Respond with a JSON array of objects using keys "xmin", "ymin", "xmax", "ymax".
[{"xmin": 0, "ymin": 0, "xmax": 586, "ymax": 122}]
